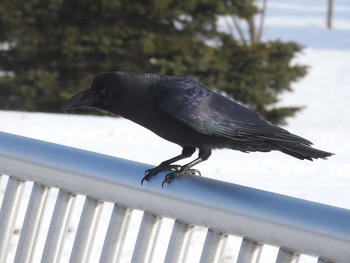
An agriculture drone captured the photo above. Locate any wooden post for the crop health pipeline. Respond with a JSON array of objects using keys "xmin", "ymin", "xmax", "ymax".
[{"xmin": 327, "ymin": 0, "xmax": 334, "ymax": 29}]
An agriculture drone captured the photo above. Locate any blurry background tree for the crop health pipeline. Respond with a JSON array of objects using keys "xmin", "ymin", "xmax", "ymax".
[
  {"xmin": 222, "ymin": 0, "xmax": 267, "ymax": 44},
  {"xmin": 0, "ymin": 0, "xmax": 307, "ymax": 124}
]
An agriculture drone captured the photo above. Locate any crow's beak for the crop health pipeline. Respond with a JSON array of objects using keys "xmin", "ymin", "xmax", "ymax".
[{"xmin": 63, "ymin": 89, "xmax": 97, "ymax": 111}]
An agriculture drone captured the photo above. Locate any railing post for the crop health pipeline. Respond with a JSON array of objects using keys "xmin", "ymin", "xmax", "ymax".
[
  {"xmin": 164, "ymin": 220, "xmax": 194, "ymax": 263},
  {"xmin": 131, "ymin": 212, "xmax": 162, "ymax": 263},
  {"xmin": 100, "ymin": 205, "xmax": 133, "ymax": 263},
  {"xmin": 15, "ymin": 183, "xmax": 49, "ymax": 263},
  {"xmin": 237, "ymin": 237, "xmax": 262, "ymax": 263},
  {"xmin": 0, "ymin": 177, "xmax": 25, "ymax": 263},
  {"xmin": 199, "ymin": 229, "xmax": 228, "ymax": 263},
  {"xmin": 41, "ymin": 189, "xmax": 76, "ymax": 263},
  {"xmin": 276, "ymin": 247, "xmax": 300, "ymax": 263},
  {"xmin": 69, "ymin": 196, "xmax": 103, "ymax": 263}
]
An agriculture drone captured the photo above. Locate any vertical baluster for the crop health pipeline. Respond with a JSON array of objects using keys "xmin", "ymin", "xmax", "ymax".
[
  {"xmin": 15, "ymin": 183, "xmax": 49, "ymax": 263},
  {"xmin": 199, "ymin": 229, "xmax": 228, "ymax": 263},
  {"xmin": 131, "ymin": 212, "xmax": 162, "ymax": 263},
  {"xmin": 41, "ymin": 189, "xmax": 76, "ymax": 263},
  {"xmin": 0, "ymin": 177, "xmax": 25, "ymax": 262},
  {"xmin": 276, "ymin": 247, "xmax": 300, "ymax": 263},
  {"xmin": 99, "ymin": 204, "xmax": 132, "ymax": 263},
  {"xmin": 237, "ymin": 237, "xmax": 262, "ymax": 263},
  {"xmin": 164, "ymin": 220, "xmax": 194, "ymax": 263},
  {"xmin": 69, "ymin": 196, "xmax": 103, "ymax": 263}
]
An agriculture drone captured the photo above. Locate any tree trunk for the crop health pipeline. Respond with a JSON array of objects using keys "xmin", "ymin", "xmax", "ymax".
[{"xmin": 257, "ymin": 0, "xmax": 268, "ymax": 41}]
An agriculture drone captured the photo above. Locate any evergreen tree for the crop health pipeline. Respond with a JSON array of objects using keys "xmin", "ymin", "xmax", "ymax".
[{"xmin": 0, "ymin": 0, "xmax": 307, "ymax": 124}]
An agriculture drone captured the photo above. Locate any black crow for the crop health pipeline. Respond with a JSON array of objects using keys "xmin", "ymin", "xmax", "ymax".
[{"xmin": 64, "ymin": 72, "xmax": 334, "ymax": 185}]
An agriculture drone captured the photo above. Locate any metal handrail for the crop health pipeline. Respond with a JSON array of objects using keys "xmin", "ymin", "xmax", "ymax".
[{"xmin": 1, "ymin": 131, "xmax": 350, "ymax": 262}]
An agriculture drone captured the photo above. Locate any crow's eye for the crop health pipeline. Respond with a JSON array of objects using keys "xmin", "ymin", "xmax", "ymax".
[{"xmin": 100, "ymin": 88, "xmax": 107, "ymax": 96}]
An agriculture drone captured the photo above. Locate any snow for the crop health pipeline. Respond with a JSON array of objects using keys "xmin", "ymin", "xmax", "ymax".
[{"xmin": 1, "ymin": 1, "xmax": 350, "ymax": 262}]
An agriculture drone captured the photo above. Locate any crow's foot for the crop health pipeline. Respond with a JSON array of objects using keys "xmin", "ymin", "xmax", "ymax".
[
  {"xmin": 141, "ymin": 164, "xmax": 181, "ymax": 185},
  {"xmin": 162, "ymin": 168, "xmax": 201, "ymax": 187}
]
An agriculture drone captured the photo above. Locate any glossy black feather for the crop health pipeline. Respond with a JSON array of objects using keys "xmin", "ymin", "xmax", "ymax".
[{"xmin": 151, "ymin": 75, "xmax": 312, "ymax": 145}]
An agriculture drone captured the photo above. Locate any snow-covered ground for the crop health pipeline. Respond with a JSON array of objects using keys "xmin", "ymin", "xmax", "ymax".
[{"xmin": 1, "ymin": 0, "xmax": 350, "ymax": 262}]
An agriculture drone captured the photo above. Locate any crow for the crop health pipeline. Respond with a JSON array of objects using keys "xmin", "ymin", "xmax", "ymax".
[{"xmin": 64, "ymin": 72, "xmax": 334, "ymax": 185}]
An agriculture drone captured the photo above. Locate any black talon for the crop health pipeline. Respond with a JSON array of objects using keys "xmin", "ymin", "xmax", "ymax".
[
  {"xmin": 141, "ymin": 164, "xmax": 183, "ymax": 185},
  {"xmin": 141, "ymin": 147, "xmax": 208, "ymax": 186},
  {"xmin": 141, "ymin": 168, "xmax": 158, "ymax": 185},
  {"xmin": 162, "ymin": 174, "xmax": 175, "ymax": 187},
  {"xmin": 161, "ymin": 167, "xmax": 202, "ymax": 187}
]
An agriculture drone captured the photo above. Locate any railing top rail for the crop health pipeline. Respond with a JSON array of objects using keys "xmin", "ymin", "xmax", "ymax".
[{"xmin": 1, "ymin": 131, "xmax": 350, "ymax": 262}]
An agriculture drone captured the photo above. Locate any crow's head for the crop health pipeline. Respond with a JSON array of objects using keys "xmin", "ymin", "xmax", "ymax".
[{"xmin": 63, "ymin": 72, "xmax": 124, "ymax": 112}]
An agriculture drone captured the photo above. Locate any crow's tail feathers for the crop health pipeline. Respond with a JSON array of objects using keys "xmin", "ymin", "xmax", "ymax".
[{"xmin": 275, "ymin": 141, "xmax": 334, "ymax": 161}]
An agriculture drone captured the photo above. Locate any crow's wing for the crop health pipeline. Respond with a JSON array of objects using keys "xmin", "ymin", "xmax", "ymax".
[
  {"xmin": 154, "ymin": 82, "xmax": 312, "ymax": 144},
  {"xmin": 155, "ymin": 84, "xmax": 239, "ymax": 139}
]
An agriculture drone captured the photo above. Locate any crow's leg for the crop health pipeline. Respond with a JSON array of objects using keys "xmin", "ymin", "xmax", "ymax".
[
  {"xmin": 162, "ymin": 149, "xmax": 211, "ymax": 186},
  {"xmin": 142, "ymin": 146, "xmax": 196, "ymax": 184}
]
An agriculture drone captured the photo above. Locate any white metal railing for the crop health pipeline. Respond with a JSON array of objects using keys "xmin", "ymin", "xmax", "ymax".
[{"xmin": 0, "ymin": 131, "xmax": 350, "ymax": 263}]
